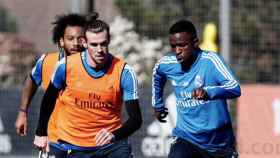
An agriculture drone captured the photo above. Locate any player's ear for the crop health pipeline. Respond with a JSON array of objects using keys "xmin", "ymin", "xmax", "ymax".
[
  {"xmin": 79, "ymin": 37, "xmax": 87, "ymax": 48},
  {"xmin": 193, "ymin": 37, "xmax": 199, "ymax": 48},
  {"xmin": 59, "ymin": 38, "xmax": 64, "ymax": 47},
  {"xmin": 83, "ymin": 42, "xmax": 87, "ymax": 48}
]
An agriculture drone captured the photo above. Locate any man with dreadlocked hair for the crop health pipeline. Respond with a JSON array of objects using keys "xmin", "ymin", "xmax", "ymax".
[
  {"xmin": 15, "ymin": 13, "xmax": 86, "ymax": 156},
  {"xmin": 34, "ymin": 12, "xmax": 142, "ymax": 158}
]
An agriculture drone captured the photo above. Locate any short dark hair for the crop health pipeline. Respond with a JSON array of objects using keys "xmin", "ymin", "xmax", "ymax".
[
  {"xmin": 169, "ymin": 20, "xmax": 197, "ymax": 38},
  {"xmin": 85, "ymin": 12, "xmax": 110, "ymax": 41},
  {"xmin": 52, "ymin": 13, "xmax": 86, "ymax": 44}
]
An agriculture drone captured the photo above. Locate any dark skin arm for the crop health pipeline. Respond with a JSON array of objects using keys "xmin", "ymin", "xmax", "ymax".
[{"xmin": 15, "ymin": 75, "xmax": 38, "ymax": 136}]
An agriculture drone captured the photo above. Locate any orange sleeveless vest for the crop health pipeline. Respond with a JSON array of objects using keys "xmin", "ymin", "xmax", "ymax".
[
  {"xmin": 41, "ymin": 51, "xmax": 63, "ymax": 142},
  {"xmin": 57, "ymin": 53, "xmax": 125, "ymax": 147},
  {"xmin": 41, "ymin": 52, "xmax": 60, "ymax": 90}
]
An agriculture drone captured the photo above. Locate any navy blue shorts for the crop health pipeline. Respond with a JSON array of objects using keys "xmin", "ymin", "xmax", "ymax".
[{"xmin": 49, "ymin": 139, "xmax": 133, "ymax": 158}]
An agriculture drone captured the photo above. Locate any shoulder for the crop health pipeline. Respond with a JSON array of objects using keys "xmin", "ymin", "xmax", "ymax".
[
  {"xmin": 52, "ymin": 57, "xmax": 66, "ymax": 76},
  {"xmin": 153, "ymin": 53, "xmax": 178, "ymax": 73},
  {"xmin": 54, "ymin": 57, "xmax": 66, "ymax": 69},
  {"xmin": 123, "ymin": 64, "xmax": 136, "ymax": 76},
  {"xmin": 157, "ymin": 53, "xmax": 178, "ymax": 65},
  {"xmin": 121, "ymin": 64, "xmax": 138, "ymax": 88},
  {"xmin": 67, "ymin": 52, "xmax": 80, "ymax": 60},
  {"xmin": 122, "ymin": 64, "xmax": 137, "ymax": 81},
  {"xmin": 36, "ymin": 52, "xmax": 54, "ymax": 62},
  {"xmin": 42, "ymin": 51, "xmax": 60, "ymax": 62},
  {"xmin": 46, "ymin": 51, "xmax": 60, "ymax": 55},
  {"xmin": 32, "ymin": 54, "xmax": 47, "ymax": 69},
  {"xmin": 123, "ymin": 64, "xmax": 135, "ymax": 72},
  {"xmin": 65, "ymin": 53, "xmax": 82, "ymax": 66},
  {"xmin": 200, "ymin": 50, "xmax": 224, "ymax": 65},
  {"xmin": 36, "ymin": 54, "xmax": 47, "ymax": 62},
  {"xmin": 112, "ymin": 55, "xmax": 126, "ymax": 65},
  {"xmin": 44, "ymin": 51, "xmax": 60, "ymax": 58}
]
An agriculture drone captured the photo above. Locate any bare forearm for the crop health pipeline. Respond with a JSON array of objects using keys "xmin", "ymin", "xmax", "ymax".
[
  {"xmin": 15, "ymin": 75, "xmax": 38, "ymax": 136},
  {"xmin": 20, "ymin": 75, "xmax": 38, "ymax": 111}
]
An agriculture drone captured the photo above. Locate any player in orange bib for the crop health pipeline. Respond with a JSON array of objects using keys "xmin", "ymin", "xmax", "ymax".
[
  {"xmin": 34, "ymin": 12, "xmax": 142, "ymax": 158},
  {"xmin": 15, "ymin": 14, "xmax": 86, "ymax": 156}
]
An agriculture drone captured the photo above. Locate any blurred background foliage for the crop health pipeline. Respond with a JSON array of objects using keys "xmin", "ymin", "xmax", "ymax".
[
  {"xmin": 116, "ymin": 0, "xmax": 219, "ymax": 39},
  {"xmin": 0, "ymin": 0, "xmax": 279, "ymax": 87},
  {"xmin": 0, "ymin": 1, "xmax": 278, "ymax": 157},
  {"xmin": 0, "ymin": 5, "xmax": 37, "ymax": 88},
  {"xmin": 113, "ymin": 0, "xmax": 280, "ymax": 128},
  {"xmin": 116, "ymin": 0, "xmax": 280, "ymax": 84},
  {"xmin": 0, "ymin": 5, "xmax": 17, "ymax": 33}
]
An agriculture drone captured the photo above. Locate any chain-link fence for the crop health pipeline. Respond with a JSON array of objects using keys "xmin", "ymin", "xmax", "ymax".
[
  {"xmin": 0, "ymin": 0, "xmax": 279, "ymax": 88},
  {"xmin": 0, "ymin": 0, "xmax": 279, "ymax": 157},
  {"xmin": 116, "ymin": 0, "xmax": 280, "ymax": 84}
]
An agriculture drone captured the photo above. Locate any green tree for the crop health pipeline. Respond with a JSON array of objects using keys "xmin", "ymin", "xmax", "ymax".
[
  {"xmin": 116, "ymin": 0, "xmax": 280, "ymax": 84},
  {"xmin": 0, "ymin": 5, "xmax": 18, "ymax": 32},
  {"xmin": 116, "ymin": 0, "xmax": 219, "ymax": 39}
]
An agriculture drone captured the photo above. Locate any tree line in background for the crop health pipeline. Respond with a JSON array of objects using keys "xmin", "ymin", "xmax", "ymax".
[
  {"xmin": 116, "ymin": 0, "xmax": 280, "ymax": 84},
  {"xmin": 0, "ymin": 6, "xmax": 17, "ymax": 33},
  {"xmin": 0, "ymin": 0, "xmax": 280, "ymax": 88},
  {"xmin": 0, "ymin": 5, "xmax": 37, "ymax": 88}
]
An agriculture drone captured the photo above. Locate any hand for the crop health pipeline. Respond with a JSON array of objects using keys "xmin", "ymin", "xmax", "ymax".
[
  {"xmin": 154, "ymin": 107, "xmax": 168, "ymax": 123},
  {"xmin": 192, "ymin": 87, "xmax": 208, "ymax": 100},
  {"xmin": 15, "ymin": 111, "xmax": 28, "ymax": 136},
  {"xmin": 33, "ymin": 135, "xmax": 49, "ymax": 152},
  {"xmin": 95, "ymin": 128, "xmax": 115, "ymax": 146}
]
